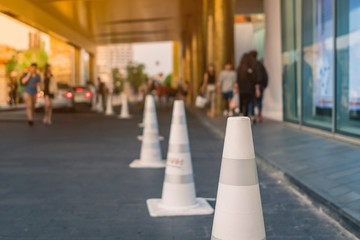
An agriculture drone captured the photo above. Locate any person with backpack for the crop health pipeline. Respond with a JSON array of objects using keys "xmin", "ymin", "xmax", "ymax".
[
  {"xmin": 237, "ymin": 54, "xmax": 256, "ymax": 119},
  {"xmin": 249, "ymin": 51, "xmax": 268, "ymax": 123}
]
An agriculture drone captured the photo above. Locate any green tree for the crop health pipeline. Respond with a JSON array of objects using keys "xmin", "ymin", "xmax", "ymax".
[
  {"xmin": 112, "ymin": 68, "xmax": 125, "ymax": 94},
  {"xmin": 19, "ymin": 42, "xmax": 48, "ymax": 71},
  {"xmin": 126, "ymin": 63, "xmax": 147, "ymax": 91},
  {"xmin": 163, "ymin": 74, "xmax": 172, "ymax": 87},
  {"xmin": 5, "ymin": 56, "xmax": 18, "ymax": 75}
]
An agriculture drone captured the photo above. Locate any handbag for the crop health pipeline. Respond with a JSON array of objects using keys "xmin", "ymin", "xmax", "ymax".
[{"xmin": 195, "ymin": 94, "xmax": 207, "ymax": 108}]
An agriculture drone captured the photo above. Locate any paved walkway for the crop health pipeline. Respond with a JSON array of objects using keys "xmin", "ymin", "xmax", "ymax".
[
  {"xmin": 191, "ymin": 107, "xmax": 360, "ymax": 238},
  {"xmin": 0, "ymin": 104, "xmax": 26, "ymax": 112},
  {"xmin": 0, "ymin": 106, "xmax": 357, "ymax": 239}
]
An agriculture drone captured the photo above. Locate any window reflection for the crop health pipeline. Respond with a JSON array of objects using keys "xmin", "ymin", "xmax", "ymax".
[
  {"xmin": 281, "ymin": 0, "xmax": 298, "ymax": 122},
  {"xmin": 336, "ymin": 0, "xmax": 360, "ymax": 135},
  {"xmin": 302, "ymin": 0, "xmax": 333, "ymax": 129}
]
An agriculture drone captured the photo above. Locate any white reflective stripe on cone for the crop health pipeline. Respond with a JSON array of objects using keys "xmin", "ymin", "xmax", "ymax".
[
  {"xmin": 141, "ymin": 141, "xmax": 160, "ymax": 149},
  {"xmin": 171, "ymin": 115, "xmax": 186, "ymax": 125},
  {"xmin": 164, "ymin": 174, "xmax": 194, "ymax": 184},
  {"xmin": 168, "ymin": 144, "xmax": 190, "ymax": 153},
  {"xmin": 219, "ymin": 158, "xmax": 258, "ymax": 186}
]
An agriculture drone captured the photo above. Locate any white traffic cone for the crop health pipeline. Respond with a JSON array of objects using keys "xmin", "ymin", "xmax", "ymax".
[
  {"xmin": 138, "ymin": 95, "xmax": 150, "ymax": 128},
  {"xmin": 137, "ymin": 95, "xmax": 163, "ymax": 141},
  {"xmin": 118, "ymin": 93, "xmax": 132, "ymax": 119},
  {"xmin": 211, "ymin": 117, "xmax": 265, "ymax": 240},
  {"xmin": 129, "ymin": 95, "xmax": 166, "ymax": 168},
  {"xmin": 96, "ymin": 95, "xmax": 104, "ymax": 113},
  {"xmin": 146, "ymin": 100, "xmax": 213, "ymax": 217},
  {"xmin": 105, "ymin": 94, "xmax": 114, "ymax": 116},
  {"xmin": 138, "ymin": 104, "xmax": 146, "ymax": 128}
]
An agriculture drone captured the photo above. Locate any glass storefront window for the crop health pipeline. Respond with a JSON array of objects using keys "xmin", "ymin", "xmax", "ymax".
[
  {"xmin": 281, "ymin": 0, "xmax": 298, "ymax": 123},
  {"xmin": 336, "ymin": 0, "xmax": 360, "ymax": 136},
  {"xmin": 302, "ymin": 0, "xmax": 334, "ymax": 130}
]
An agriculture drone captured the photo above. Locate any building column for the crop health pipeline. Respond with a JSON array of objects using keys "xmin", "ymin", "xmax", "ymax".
[
  {"xmin": 263, "ymin": 0, "xmax": 283, "ymax": 121},
  {"xmin": 74, "ymin": 47, "xmax": 81, "ymax": 85},
  {"xmin": 89, "ymin": 53, "xmax": 96, "ymax": 84},
  {"xmin": 191, "ymin": 27, "xmax": 200, "ymax": 102},
  {"xmin": 172, "ymin": 41, "xmax": 180, "ymax": 89},
  {"xmin": 0, "ymin": 65, "xmax": 7, "ymax": 106},
  {"xmin": 184, "ymin": 39, "xmax": 193, "ymax": 104},
  {"xmin": 212, "ymin": 0, "xmax": 235, "ymax": 114},
  {"xmin": 213, "ymin": 0, "xmax": 235, "ymax": 70}
]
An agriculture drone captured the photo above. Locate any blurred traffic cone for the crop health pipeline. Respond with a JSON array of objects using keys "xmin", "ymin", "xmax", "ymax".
[
  {"xmin": 137, "ymin": 95, "xmax": 163, "ymax": 141},
  {"xmin": 211, "ymin": 117, "xmax": 265, "ymax": 240},
  {"xmin": 96, "ymin": 95, "xmax": 104, "ymax": 113},
  {"xmin": 146, "ymin": 100, "xmax": 213, "ymax": 216},
  {"xmin": 118, "ymin": 93, "xmax": 132, "ymax": 119},
  {"xmin": 105, "ymin": 94, "xmax": 114, "ymax": 116},
  {"xmin": 130, "ymin": 95, "xmax": 165, "ymax": 168},
  {"xmin": 138, "ymin": 95, "xmax": 151, "ymax": 128}
]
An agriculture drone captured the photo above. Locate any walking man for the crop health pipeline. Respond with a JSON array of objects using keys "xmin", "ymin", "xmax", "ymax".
[{"xmin": 21, "ymin": 63, "xmax": 41, "ymax": 126}]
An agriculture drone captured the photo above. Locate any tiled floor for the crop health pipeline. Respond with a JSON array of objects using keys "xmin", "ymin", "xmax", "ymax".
[
  {"xmin": 0, "ymin": 105, "xmax": 357, "ymax": 239},
  {"xmin": 191, "ymin": 107, "xmax": 360, "ymax": 237}
]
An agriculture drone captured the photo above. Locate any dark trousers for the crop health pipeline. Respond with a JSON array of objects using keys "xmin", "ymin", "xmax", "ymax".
[
  {"xmin": 240, "ymin": 93, "xmax": 252, "ymax": 116},
  {"xmin": 250, "ymin": 92, "xmax": 263, "ymax": 116}
]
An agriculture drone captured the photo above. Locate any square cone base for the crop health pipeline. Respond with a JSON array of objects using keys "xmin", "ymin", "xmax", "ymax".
[
  {"xmin": 129, "ymin": 159, "xmax": 166, "ymax": 168},
  {"xmin": 118, "ymin": 115, "xmax": 133, "ymax": 119},
  {"xmin": 146, "ymin": 198, "xmax": 214, "ymax": 217}
]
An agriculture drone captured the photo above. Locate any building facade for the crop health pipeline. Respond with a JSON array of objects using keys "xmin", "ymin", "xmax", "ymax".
[
  {"xmin": 96, "ymin": 44, "xmax": 133, "ymax": 75},
  {"xmin": 264, "ymin": 0, "xmax": 360, "ymax": 138}
]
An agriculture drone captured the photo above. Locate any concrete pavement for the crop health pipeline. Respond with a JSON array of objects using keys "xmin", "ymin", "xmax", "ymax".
[{"xmin": 0, "ymin": 106, "xmax": 357, "ymax": 239}]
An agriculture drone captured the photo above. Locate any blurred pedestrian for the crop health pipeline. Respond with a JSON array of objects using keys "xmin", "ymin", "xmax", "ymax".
[
  {"xmin": 97, "ymin": 78, "xmax": 106, "ymax": 110},
  {"xmin": 201, "ymin": 64, "xmax": 216, "ymax": 118},
  {"xmin": 21, "ymin": 63, "xmax": 41, "ymax": 126},
  {"xmin": 8, "ymin": 76, "xmax": 18, "ymax": 106},
  {"xmin": 249, "ymin": 51, "xmax": 268, "ymax": 123},
  {"xmin": 237, "ymin": 54, "xmax": 257, "ymax": 121},
  {"xmin": 230, "ymin": 83, "xmax": 240, "ymax": 116},
  {"xmin": 42, "ymin": 64, "xmax": 58, "ymax": 125},
  {"xmin": 218, "ymin": 62, "xmax": 236, "ymax": 117}
]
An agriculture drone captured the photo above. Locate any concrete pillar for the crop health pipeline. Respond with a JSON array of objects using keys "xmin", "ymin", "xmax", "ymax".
[
  {"xmin": 172, "ymin": 41, "xmax": 180, "ymax": 89},
  {"xmin": 191, "ymin": 28, "xmax": 200, "ymax": 102},
  {"xmin": 212, "ymin": 0, "xmax": 235, "ymax": 114},
  {"xmin": 263, "ymin": 0, "xmax": 283, "ymax": 121},
  {"xmin": 74, "ymin": 47, "xmax": 81, "ymax": 85},
  {"xmin": 0, "ymin": 65, "xmax": 7, "ymax": 106},
  {"xmin": 180, "ymin": 0, "xmax": 234, "ymax": 107},
  {"xmin": 206, "ymin": 0, "xmax": 215, "ymax": 66},
  {"xmin": 185, "ymin": 40, "xmax": 192, "ymax": 104},
  {"xmin": 213, "ymin": 0, "xmax": 235, "ymax": 71},
  {"xmin": 89, "ymin": 53, "xmax": 96, "ymax": 84}
]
